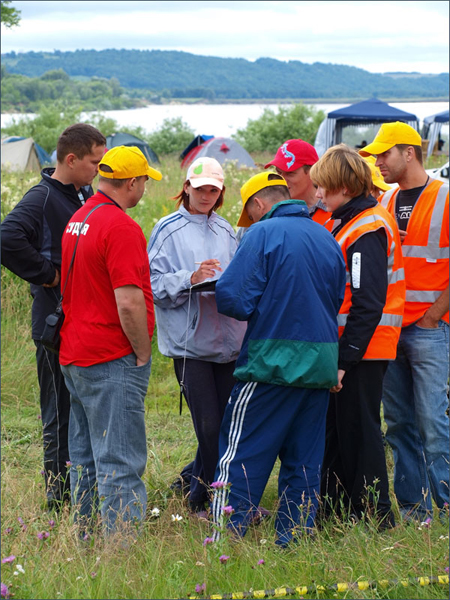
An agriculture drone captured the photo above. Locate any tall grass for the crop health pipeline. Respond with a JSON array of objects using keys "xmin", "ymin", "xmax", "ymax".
[{"xmin": 1, "ymin": 155, "xmax": 449, "ymax": 600}]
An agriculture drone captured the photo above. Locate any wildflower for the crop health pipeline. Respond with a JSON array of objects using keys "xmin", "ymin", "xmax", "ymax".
[
  {"xmin": 221, "ymin": 505, "xmax": 234, "ymax": 516},
  {"xmin": 90, "ymin": 572, "xmax": 97, "ymax": 578},
  {"xmin": 37, "ymin": 414, "xmax": 41, "ymax": 420},
  {"xmin": 257, "ymin": 559, "xmax": 265, "ymax": 565},
  {"xmin": 195, "ymin": 583, "xmax": 206, "ymax": 593},
  {"xmin": 219, "ymin": 554, "xmax": 230, "ymax": 564},
  {"xmin": 48, "ymin": 520, "xmax": 55, "ymax": 529},
  {"xmin": 171, "ymin": 514, "xmax": 183, "ymax": 522},
  {"xmin": 260, "ymin": 538, "xmax": 267, "ymax": 545},
  {"xmin": 196, "ymin": 561, "xmax": 205, "ymax": 567},
  {"xmin": 210, "ymin": 481, "xmax": 226, "ymax": 489},
  {"xmin": 445, "ymin": 566, "xmax": 449, "ymax": 574},
  {"xmin": 37, "ymin": 531, "xmax": 50, "ymax": 540},
  {"xmin": 66, "ymin": 557, "xmax": 74, "ymax": 562},
  {"xmin": 1, "ymin": 556, "xmax": 15, "ymax": 564},
  {"xmin": 83, "ymin": 534, "xmax": 89, "ymax": 541},
  {"xmin": 40, "ymin": 470, "xmax": 45, "ymax": 476},
  {"xmin": 203, "ymin": 536, "xmax": 214, "ymax": 546},
  {"xmin": 66, "ymin": 461, "xmax": 72, "ymax": 467},
  {"xmin": 17, "ymin": 517, "xmax": 24, "ymax": 525},
  {"xmin": 420, "ymin": 517, "xmax": 432, "ymax": 528},
  {"xmin": 439, "ymin": 535, "xmax": 449, "ymax": 540},
  {"xmin": 76, "ymin": 576, "xmax": 83, "ymax": 581},
  {"xmin": 1, "ymin": 583, "xmax": 9, "ymax": 598},
  {"xmin": 150, "ymin": 507, "xmax": 160, "ymax": 517},
  {"xmin": 4, "ymin": 528, "xmax": 12, "ymax": 535},
  {"xmin": 13, "ymin": 564, "xmax": 25, "ymax": 576}
]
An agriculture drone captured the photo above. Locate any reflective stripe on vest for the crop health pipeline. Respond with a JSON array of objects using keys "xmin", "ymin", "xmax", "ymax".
[{"xmin": 338, "ymin": 313, "xmax": 403, "ymax": 328}]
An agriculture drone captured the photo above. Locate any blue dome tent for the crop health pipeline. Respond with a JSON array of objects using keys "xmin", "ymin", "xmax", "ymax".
[{"xmin": 314, "ymin": 98, "xmax": 419, "ymax": 157}]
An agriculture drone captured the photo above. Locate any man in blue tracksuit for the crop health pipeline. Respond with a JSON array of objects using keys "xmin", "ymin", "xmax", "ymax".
[{"xmin": 212, "ymin": 172, "xmax": 346, "ymax": 546}]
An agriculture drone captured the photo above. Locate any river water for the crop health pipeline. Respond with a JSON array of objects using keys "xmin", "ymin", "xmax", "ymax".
[{"xmin": 1, "ymin": 101, "xmax": 448, "ymax": 138}]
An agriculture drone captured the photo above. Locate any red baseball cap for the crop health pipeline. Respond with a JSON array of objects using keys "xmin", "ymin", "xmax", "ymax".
[{"xmin": 265, "ymin": 139, "xmax": 319, "ymax": 172}]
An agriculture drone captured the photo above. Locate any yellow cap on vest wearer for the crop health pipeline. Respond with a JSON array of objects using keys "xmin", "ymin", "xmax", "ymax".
[
  {"xmin": 99, "ymin": 146, "xmax": 162, "ymax": 181},
  {"xmin": 363, "ymin": 155, "xmax": 391, "ymax": 192},
  {"xmin": 237, "ymin": 172, "xmax": 288, "ymax": 228},
  {"xmin": 359, "ymin": 122, "xmax": 422, "ymax": 157}
]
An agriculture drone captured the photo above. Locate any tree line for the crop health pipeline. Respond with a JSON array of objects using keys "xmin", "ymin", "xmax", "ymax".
[{"xmin": 2, "ymin": 49, "xmax": 449, "ymax": 104}]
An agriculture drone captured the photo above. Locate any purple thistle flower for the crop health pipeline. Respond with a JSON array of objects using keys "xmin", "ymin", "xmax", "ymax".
[
  {"xmin": 65, "ymin": 461, "xmax": 72, "ymax": 467},
  {"xmin": 91, "ymin": 572, "xmax": 97, "ymax": 578},
  {"xmin": 37, "ymin": 531, "xmax": 49, "ymax": 540},
  {"xmin": 195, "ymin": 583, "xmax": 206, "ymax": 594},
  {"xmin": 40, "ymin": 470, "xmax": 45, "ymax": 476},
  {"xmin": 17, "ymin": 517, "xmax": 24, "ymax": 525},
  {"xmin": 1, "ymin": 583, "xmax": 9, "ymax": 598},
  {"xmin": 1, "ymin": 556, "xmax": 15, "ymax": 564},
  {"xmin": 257, "ymin": 559, "xmax": 265, "ymax": 565},
  {"xmin": 203, "ymin": 536, "xmax": 214, "ymax": 546},
  {"xmin": 4, "ymin": 528, "xmax": 12, "ymax": 535},
  {"xmin": 210, "ymin": 481, "xmax": 226, "ymax": 489},
  {"xmin": 37, "ymin": 414, "xmax": 41, "ymax": 420},
  {"xmin": 221, "ymin": 505, "xmax": 234, "ymax": 516},
  {"xmin": 445, "ymin": 566, "xmax": 449, "ymax": 574},
  {"xmin": 48, "ymin": 520, "xmax": 55, "ymax": 529},
  {"xmin": 83, "ymin": 533, "xmax": 90, "ymax": 541},
  {"xmin": 219, "ymin": 554, "xmax": 230, "ymax": 564}
]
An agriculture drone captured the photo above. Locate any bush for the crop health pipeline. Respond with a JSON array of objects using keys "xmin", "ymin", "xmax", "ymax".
[
  {"xmin": 233, "ymin": 103, "xmax": 325, "ymax": 153},
  {"xmin": 147, "ymin": 117, "xmax": 194, "ymax": 156}
]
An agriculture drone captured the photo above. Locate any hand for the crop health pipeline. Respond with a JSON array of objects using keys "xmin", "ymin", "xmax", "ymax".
[
  {"xmin": 398, "ymin": 229, "xmax": 407, "ymax": 244},
  {"xmin": 415, "ymin": 312, "xmax": 439, "ymax": 329},
  {"xmin": 43, "ymin": 269, "xmax": 60, "ymax": 288},
  {"xmin": 330, "ymin": 369, "xmax": 345, "ymax": 393},
  {"xmin": 191, "ymin": 259, "xmax": 222, "ymax": 285},
  {"xmin": 136, "ymin": 351, "xmax": 151, "ymax": 367}
]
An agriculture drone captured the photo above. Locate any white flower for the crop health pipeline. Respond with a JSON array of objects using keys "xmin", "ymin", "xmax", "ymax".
[
  {"xmin": 76, "ymin": 576, "xmax": 83, "ymax": 581},
  {"xmin": 260, "ymin": 538, "xmax": 267, "ymax": 545},
  {"xmin": 151, "ymin": 507, "xmax": 160, "ymax": 517},
  {"xmin": 171, "ymin": 513, "xmax": 183, "ymax": 521},
  {"xmin": 15, "ymin": 564, "xmax": 25, "ymax": 574},
  {"xmin": 439, "ymin": 535, "xmax": 449, "ymax": 540}
]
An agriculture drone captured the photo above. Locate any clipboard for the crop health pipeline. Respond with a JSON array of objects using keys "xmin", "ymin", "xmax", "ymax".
[{"xmin": 183, "ymin": 279, "xmax": 218, "ymax": 293}]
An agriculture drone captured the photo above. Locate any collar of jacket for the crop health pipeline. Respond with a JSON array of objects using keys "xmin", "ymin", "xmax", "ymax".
[
  {"xmin": 41, "ymin": 167, "xmax": 92, "ymax": 203},
  {"xmin": 179, "ymin": 204, "xmax": 218, "ymax": 223},
  {"xmin": 261, "ymin": 199, "xmax": 309, "ymax": 222},
  {"xmin": 331, "ymin": 193, "xmax": 378, "ymax": 225}
]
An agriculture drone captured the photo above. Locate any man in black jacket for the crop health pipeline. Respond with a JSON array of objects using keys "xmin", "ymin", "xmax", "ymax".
[{"xmin": 1, "ymin": 123, "xmax": 106, "ymax": 511}]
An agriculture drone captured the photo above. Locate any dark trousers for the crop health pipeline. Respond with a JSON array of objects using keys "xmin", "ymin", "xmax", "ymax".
[
  {"xmin": 320, "ymin": 360, "xmax": 394, "ymax": 526},
  {"xmin": 35, "ymin": 341, "xmax": 71, "ymax": 508},
  {"xmin": 173, "ymin": 358, "xmax": 236, "ymax": 510}
]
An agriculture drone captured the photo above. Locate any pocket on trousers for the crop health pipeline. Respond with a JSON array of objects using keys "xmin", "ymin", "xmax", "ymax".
[{"xmin": 77, "ymin": 361, "xmax": 111, "ymax": 382}]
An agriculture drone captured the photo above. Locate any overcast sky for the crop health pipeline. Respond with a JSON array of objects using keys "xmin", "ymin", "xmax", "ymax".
[{"xmin": 1, "ymin": 1, "xmax": 448, "ymax": 74}]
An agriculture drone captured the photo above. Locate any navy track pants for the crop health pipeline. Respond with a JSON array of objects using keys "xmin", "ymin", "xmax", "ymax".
[{"xmin": 212, "ymin": 380, "xmax": 329, "ymax": 545}]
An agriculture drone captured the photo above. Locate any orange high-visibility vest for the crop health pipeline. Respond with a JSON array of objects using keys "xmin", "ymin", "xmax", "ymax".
[
  {"xmin": 335, "ymin": 204, "xmax": 406, "ymax": 360},
  {"xmin": 380, "ymin": 179, "xmax": 449, "ymax": 326},
  {"xmin": 312, "ymin": 206, "xmax": 334, "ymax": 231}
]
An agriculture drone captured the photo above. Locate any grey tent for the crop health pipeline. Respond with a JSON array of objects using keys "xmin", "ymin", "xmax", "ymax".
[
  {"xmin": 1, "ymin": 137, "xmax": 42, "ymax": 171},
  {"xmin": 314, "ymin": 98, "xmax": 419, "ymax": 157},
  {"xmin": 181, "ymin": 137, "xmax": 255, "ymax": 169},
  {"xmin": 106, "ymin": 132, "xmax": 159, "ymax": 163},
  {"xmin": 422, "ymin": 110, "xmax": 449, "ymax": 159}
]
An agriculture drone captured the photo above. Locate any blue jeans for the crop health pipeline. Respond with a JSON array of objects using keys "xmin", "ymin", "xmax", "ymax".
[
  {"xmin": 61, "ymin": 354, "xmax": 151, "ymax": 533},
  {"xmin": 382, "ymin": 321, "xmax": 449, "ymax": 520}
]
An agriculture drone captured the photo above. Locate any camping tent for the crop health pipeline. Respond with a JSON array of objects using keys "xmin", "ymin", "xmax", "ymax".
[
  {"xmin": 314, "ymin": 98, "xmax": 419, "ymax": 157},
  {"xmin": 180, "ymin": 134, "xmax": 214, "ymax": 161},
  {"xmin": 106, "ymin": 132, "xmax": 159, "ymax": 163},
  {"xmin": 181, "ymin": 137, "xmax": 256, "ymax": 169},
  {"xmin": 422, "ymin": 110, "xmax": 449, "ymax": 159},
  {"xmin": 1, "ymin": 137, "xmax": 52, "ymax": 171}
]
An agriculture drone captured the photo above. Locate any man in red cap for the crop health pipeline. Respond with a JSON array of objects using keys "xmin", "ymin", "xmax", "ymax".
[{"xmin": 265, "ymin": 139, "xmax": 330, "ymax": 226}]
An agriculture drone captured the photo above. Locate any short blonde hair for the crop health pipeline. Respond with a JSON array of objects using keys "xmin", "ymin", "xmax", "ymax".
[{"xmin": 310, "ymin": 144, "xmax": 372, "ymax": 197}]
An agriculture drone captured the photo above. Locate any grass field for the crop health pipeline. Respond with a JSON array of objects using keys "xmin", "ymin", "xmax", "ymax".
[{"xmin": 1, "ymin": 155, "xmax": 449, "ymax": 600}]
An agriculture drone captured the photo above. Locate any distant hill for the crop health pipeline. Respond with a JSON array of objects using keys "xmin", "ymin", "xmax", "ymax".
[{"xmin": 2, "ymin": 49, "xmax": 449, "ymax": 101}]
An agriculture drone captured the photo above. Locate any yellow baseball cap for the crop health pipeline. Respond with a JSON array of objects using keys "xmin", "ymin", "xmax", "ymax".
[
  {"xmin": 363, "ymin": 155, "xmax": 391, "ymax": 192},
  {"xmin": 359, "ymin": 122, "xmax": 422, "ymax": 157},
  {"xmin": 237, "ymin": 172, "xmax": 288, "ymax": 227},
  {"xmin": 99, "ymin": 146, "xmax": 162, "ymax": 181}
]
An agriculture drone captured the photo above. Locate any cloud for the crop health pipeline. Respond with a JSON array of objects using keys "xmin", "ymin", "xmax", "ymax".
[{"xmin": 2, "ymin": 0, "xmax": 448, "ymax": 74}]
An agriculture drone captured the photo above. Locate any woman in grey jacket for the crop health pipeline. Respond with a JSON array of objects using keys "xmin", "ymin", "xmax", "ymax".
[{"xmin": 148, "ymin": 157, "xmax": 246, "ymax": 515}]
